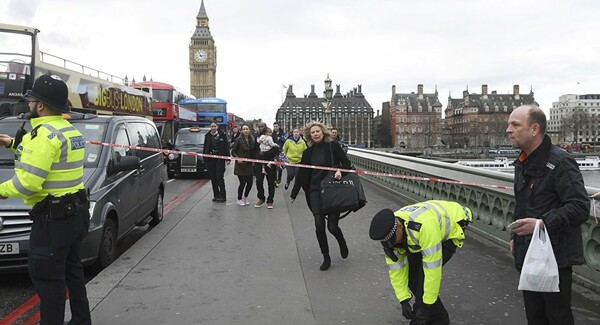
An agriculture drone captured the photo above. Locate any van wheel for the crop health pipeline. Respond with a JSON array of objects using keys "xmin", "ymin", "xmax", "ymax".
[
  {"xmin": 149, "ymin": 192, "xmax": 164, "ymax": 227},
  {"xmin": 167, "ymin": 170, "xmax": 175, "ymax": 179},
  {"xmin": 94, "ymin": 219, "xmax": 117, "ymax": 271}
]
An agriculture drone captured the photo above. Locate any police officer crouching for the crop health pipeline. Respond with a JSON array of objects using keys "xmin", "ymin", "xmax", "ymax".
[
  {"xmin": 0, "ymin": 74, "xmax": 91, "ymax": 325},
  {"xmin": 369, "ymin": 200, "xmax": 472, "ymax": 325}
]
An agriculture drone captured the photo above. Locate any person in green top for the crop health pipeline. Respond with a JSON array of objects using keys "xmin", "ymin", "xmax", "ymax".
[{"xmin": 282, "ymin": 128, "xmax": 307, "ymax": 190}]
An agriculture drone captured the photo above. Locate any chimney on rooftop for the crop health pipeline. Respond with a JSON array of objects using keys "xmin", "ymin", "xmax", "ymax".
[
  {"xmin": 514, "ymin": 85, "xmax": 520, "ymax": 100},
  {"xmin": 417, "ymin": 84, "xmax": 423, "ymax": 99},
  {"xmin": 482, "ymin": 84, "xmax": 488, "ymax": 99}
]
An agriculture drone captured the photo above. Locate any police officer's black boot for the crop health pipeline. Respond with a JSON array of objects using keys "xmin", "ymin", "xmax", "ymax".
[
  {"xmin": 429, "ymin": 297, "xmax": 450, "ymax": 325},
  {"xmin": 320, "ymin": 254, "xmax": 331, "ymax": 271}
]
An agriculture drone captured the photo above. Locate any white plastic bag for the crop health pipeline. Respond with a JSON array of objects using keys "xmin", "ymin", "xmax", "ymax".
[{"xmin": 518, "ymin": 220, "xmax": 560, "ymax": 292}]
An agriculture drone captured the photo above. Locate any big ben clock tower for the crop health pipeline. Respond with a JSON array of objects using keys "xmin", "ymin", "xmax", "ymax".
[{"xmin": 189, "ymin": 0, "xmax": 216, "ymax": 98}]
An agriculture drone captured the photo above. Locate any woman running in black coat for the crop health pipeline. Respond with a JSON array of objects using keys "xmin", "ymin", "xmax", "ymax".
[{"xmin": 289, "ymin": 121, "xmax": 352, "ymax": 271}]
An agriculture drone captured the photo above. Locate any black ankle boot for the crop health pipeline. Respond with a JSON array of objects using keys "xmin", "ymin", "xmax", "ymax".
[
  {"xmin": 339, "ymin": 239, "xmax": 348, "ymax": 259},
  {"xmin": 320, "ymin": 254, "xmax": 331, "ymax": 271}
]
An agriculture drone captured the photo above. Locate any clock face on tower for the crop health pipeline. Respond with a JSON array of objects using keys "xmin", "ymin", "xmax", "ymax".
[{"xmin": 194, "ymin": 49, "xmax": 207, "ymax": 63}]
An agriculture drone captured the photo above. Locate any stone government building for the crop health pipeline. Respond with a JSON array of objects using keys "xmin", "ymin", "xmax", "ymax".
[
  {"xmin": 189, "ymin": 0, "xmax": 217, "ymax": 98},
  {"xmin": 386, "ymin": 84, "xmax": 444, "ymax": 148},
  {"xmin": 377, "ymin": 84, "xmax": 536, "ymax": 149},
  {"xmin": 276, "ymin": 76, "xmax": 375, "ymax": 148},
  {"xmin": 444, "ymin": 84, "xmax": 536, "ymax": 149}
]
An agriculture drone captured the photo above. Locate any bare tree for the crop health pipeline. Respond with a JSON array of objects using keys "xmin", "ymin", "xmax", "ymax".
[{"xmin": 560, "ymin": 109, "xmax": 591, "ymax": 144}]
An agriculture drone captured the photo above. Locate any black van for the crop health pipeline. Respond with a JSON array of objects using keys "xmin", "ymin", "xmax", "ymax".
[
  {"xmin": 165, "ymin": 127, "xmax": 210, "ymax": 178},
  {"xmin": 0, "ymin": 113, "xmax": 166, "ymax": 272}
]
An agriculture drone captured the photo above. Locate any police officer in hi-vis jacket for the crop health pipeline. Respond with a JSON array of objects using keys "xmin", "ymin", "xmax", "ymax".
[
  {"xmin": 0, "ymin": 74, "xmax": 91, "ymax": 325},
  {"xmin": 369, "ymin": 200, "xmax": 473, "ymax": 325}
]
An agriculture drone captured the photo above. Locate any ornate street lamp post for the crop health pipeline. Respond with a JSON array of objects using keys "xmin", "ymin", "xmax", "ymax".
[{"xmin": 323, "ymin": 74, "xmax": 333, "ymax": 127}]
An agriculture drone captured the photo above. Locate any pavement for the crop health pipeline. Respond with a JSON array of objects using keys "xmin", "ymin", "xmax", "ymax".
[{"xmin": 80, "ymin": 169, "xmax": 600, "ymax": 324}]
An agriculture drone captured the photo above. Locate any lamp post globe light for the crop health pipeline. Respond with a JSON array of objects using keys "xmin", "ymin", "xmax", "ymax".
[{"xmin": 323, "ymin": 73, "xmax": 333, "ymax": 127}]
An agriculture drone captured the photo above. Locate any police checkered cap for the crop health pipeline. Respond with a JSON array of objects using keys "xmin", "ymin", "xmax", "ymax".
[
  {"xmin": 23, "ymin": 74, "xmax": 70, "ymax": 112},
  {"xmin": 369, "ymin": 209, "xmax": 397, "ymax": 241},
  {"xmin": 463, "ymin": 206, "xmax": 473, "ymax": 223}
]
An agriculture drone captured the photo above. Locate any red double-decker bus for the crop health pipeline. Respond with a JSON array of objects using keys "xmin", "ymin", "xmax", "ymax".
[{"xmin": 132, "ymin": 81, "xmax": 195, "ymax": 147}]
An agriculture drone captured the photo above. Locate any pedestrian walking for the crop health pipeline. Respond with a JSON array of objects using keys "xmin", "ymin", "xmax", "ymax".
[
  {"xmin": 282, "ymin": 128, "xmax": 307, "ymax": 190},
  {"xmin": 229, "ymin": 125, "xmax": 240, "ymax": 148},
  {"xmin": 203, "ymin": 121, "xmax": 230, "ymax": 202},
  {"xmin": 255, "ymin": 127, "xmax": 279, "ymax": 209},
  {"xmin": 330, "ymin": 127, "xmax": 348, "ymax": 153},
  {"xmin": 0, "ymin": 74, "xmax": 91, "ymax": 325},
  {"xmin": 369, "ymin": 200, "xmax": 473, "ymax": 325},
  {"xmin": 272, "ymin": 121, "xmax": 287, "ymax": 187},
  {"xmin": 231, "ymin": 124, "xmax": 256, "ymax": 206},
  {"xmin": 289, "ymin": 121, "xmax": 351, "ymax": 271},
  {"xmin": 506, "ymin": 104, "xmax": 589, "ymax": 325}
]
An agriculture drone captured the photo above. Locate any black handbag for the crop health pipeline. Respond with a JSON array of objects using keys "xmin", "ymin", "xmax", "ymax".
[
  {"xmin": 319, "ymin": 143, "xmax": 367, "ymax": 218},
  {"xmin": 320, "ymin": 171, "xmax": 366, "ymax": 218}
]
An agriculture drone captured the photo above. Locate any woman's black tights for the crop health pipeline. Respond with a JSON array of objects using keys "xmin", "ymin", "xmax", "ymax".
[
  {"xmin": 309, "ymin": 191, "xmax": 347, "ymax": 256},
  {"xmin": 313, "ymin": 212, "xmax": 346, "ymax": 255},
  {"xmin": 237, "ymin": 175, "xmax": 253, "ymax": 200}
]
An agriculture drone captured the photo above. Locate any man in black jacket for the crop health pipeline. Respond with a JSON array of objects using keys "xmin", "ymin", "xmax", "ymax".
[
  {"xmin": 507, "ymin": 104, "xmax": 589, "ymax": 325},
  {"xmin": 203, "ymin": 122, "xmax": 230, "ymax": 202},
  {"xmin": 330, "ymin": 127, "xmax": 348, "ymax": 153},
  {"xmin": 272, "ymin": 122, "xmax": 287, "ymax": 187},
  {"xmin": 252, "ymin": 122, "xmax": 270, "ymax": 207}
]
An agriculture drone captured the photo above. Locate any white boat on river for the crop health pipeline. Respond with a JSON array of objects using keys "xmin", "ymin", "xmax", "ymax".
[
  {"xmin": 456, "ymin": 156, "xmax": 600, "ymax": 172},
  {"xmin": 456, "ymin": 157, "xmax": 514, "ymax": 172}
]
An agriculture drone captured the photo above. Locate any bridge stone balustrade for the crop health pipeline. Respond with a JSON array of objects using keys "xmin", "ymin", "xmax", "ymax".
[{"xmin": 348, "ymin": 148, "xmax": 600, "ymax": 291}]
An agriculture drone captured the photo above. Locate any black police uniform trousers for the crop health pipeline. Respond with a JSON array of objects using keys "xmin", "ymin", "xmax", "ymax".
[
  {"xmin": 206, "ymin": 157, "xmax": 226, "ymax": 199},
  {"xmin": 522, "ymin": 267, "xmax": 574, "ymax": 325},
  {"xmin": 407, "ymin": 240, "xmax": 457, "ymax": 325},
  {"xmin": 28, "ymin": 204, "xmax": 91, "ymax": 325}
]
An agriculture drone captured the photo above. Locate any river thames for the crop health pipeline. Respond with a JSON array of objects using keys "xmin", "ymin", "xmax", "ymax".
[
  {"xmin": 582, "ymin": 170, "xmax": 600, "ymax": 190},
  {"xmin": 497, "ymin": 170, "xmax": 600, "ymax": 189}
]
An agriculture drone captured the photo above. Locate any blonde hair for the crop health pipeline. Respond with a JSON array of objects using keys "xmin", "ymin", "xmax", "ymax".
[{"xmin": 303, "ymin": 121, "xmax": 331, "ymax": 146}]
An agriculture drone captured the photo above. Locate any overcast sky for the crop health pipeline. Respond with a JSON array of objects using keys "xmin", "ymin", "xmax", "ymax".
[{"xmin": 2, "ymin": 0, "xmax": 599, "ymax": 126}]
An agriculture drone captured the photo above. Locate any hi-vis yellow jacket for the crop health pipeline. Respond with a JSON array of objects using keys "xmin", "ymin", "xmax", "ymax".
[
  {"xmin": 0, "ymin": 115, "xmax": 84, "ymax": 206},
  {"xmin": 387, "ymin": 200, "xmax": 469, "ymax": 305}
]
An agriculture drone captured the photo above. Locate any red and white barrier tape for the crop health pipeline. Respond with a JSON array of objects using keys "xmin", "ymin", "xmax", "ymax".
[{"xmin": 86, "ymin": 141, "xmax": 512, "ymax": 190}]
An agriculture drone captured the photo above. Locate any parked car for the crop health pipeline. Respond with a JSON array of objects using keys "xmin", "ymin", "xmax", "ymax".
[
  {"xmin": 165, "ymin": 127, "xmax": 210, "ymax": 178},
  {"xmin": 0, "ymin": 113, "xmax": 166, "ymax": 272}
]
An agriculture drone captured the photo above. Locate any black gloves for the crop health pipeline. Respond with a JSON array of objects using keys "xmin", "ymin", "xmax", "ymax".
[{"xmin": 400, "ymin": 299, "xmax": 414, "ymax": 319}]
